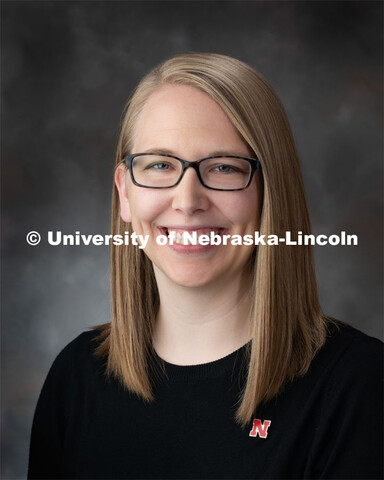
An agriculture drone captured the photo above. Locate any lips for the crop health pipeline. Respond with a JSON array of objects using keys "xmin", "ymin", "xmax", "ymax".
[{"xmin": 158, "ymin": 227, "xmax": 224, "ymax": 245}]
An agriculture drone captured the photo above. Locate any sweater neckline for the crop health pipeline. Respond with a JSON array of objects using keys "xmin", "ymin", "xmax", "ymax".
[{"xmin": 152, "ymin": 341, "xmax": 251, "ymax": 381}]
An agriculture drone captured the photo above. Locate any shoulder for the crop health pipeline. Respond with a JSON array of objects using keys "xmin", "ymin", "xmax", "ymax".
[
  {"xmin": 53, "ymin": 328, "xmax": 102, "ymax": 362},
  {"xmin": 323, "ymin": 320, "xmax": 382, "ymax": 367},
  {"xmin": 313, "ymin": 320, "xmax": 383, "ymax": 394},
  {"xmin": 300, "ymin": 322, "xmax": 383, "ymax": 479},
  {"xmin": 44, "ymin": 326, "xmax": 108, "ymax": 386}
]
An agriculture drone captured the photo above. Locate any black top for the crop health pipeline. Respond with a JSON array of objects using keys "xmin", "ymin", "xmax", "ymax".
[{"xmin": 28, "ymin": 322, "xmax": 383, "ymax": 479}]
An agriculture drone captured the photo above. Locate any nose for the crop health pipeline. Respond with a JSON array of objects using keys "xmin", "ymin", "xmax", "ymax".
[{"xmin": 171, "ymin": 167, "xmax": 210, "ymax": 215}]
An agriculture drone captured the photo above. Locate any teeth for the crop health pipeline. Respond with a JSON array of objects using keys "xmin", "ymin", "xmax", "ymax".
[{"xmin": 167, "ymin": 229, "xmax": 220, "ymax": 245}]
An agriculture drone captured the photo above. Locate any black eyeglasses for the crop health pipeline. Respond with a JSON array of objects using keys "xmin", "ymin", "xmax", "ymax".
[{"xmin": 123, "ymin": 153, "xmax": 261, "ymax": 191}]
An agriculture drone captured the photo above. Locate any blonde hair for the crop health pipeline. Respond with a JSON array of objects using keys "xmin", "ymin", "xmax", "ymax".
[{"xmin": 94, "ymin": 53, "xmax": 328, "ymax": 427}]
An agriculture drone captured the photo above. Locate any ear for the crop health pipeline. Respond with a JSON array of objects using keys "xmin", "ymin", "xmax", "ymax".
[{"xmin": 114, "ymin": 164, "xmax": 132, "ymax": 223}]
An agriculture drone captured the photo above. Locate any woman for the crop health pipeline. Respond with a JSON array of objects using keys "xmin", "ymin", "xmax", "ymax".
[{"xmin": 28, "ymin": 53, "xmax": 382, "ymax": 479}]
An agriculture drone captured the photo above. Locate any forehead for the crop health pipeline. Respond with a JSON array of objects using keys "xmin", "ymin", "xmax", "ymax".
[{"xmin": 132, "ymin": 84, "xmax": 250, "ymax": 157}]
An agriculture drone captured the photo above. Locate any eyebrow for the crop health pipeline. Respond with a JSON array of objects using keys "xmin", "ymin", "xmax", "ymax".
[{"xmin": 140, "ymin": 148, "xmax": 254, "ymax": 158}]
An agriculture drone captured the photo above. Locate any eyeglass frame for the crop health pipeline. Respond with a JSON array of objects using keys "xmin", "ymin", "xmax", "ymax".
[{"xmin": 122, "ymin": 153, "xmax": 261, "ymax": 191}]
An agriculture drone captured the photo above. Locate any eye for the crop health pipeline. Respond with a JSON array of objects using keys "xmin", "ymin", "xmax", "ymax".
[
  {"xmin": 211, "ymin": 162, "xmax": 245, "ymax": 174},
  {"xmin": 213, "ymin": 164, "xmax": 237, "ymax": 173},
  {"xmin": 146, "ymin": 162, "xmax": 173, "ymax": 170}
]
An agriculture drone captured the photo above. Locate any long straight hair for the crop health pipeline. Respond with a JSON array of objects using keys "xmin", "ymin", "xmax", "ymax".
[{"xmin": 94, "ymin": 53, "xmax": 328, "ymax": 427}]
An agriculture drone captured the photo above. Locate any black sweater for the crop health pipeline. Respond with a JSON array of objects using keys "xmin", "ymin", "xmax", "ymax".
[{"xmin": 28, "ymin": 322, "xmax": 383, "ymax": 479}]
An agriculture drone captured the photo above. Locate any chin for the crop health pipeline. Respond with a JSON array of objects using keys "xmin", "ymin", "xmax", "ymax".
[
  {"xmin": 157, "ymin": 263, "xmax": 222, "ymax": 289},
  {"xmin": 170, "ymin": 272, "xmax": 216, "ymax": 289},
  {"xmin": 173, "ymin": 278, "xmax": 214, "ymax": 289}
]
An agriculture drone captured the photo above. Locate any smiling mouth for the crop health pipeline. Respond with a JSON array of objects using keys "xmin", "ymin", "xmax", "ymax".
[{"xmin": 159, "ymin": 227, "xmax": 224, "ymax": 245}]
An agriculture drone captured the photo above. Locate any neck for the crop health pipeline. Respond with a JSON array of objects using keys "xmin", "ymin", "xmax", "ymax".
[{"xmin": 152, "ymin": 268, "xmax": 253, "ymax": 365}]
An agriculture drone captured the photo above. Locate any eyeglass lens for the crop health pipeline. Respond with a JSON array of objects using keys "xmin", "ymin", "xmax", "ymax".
[{"xmin": 132, "ymin": 154, "xmax": 252, "ymax": 189}]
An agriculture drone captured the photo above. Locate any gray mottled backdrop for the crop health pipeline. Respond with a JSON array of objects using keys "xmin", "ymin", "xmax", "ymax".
[{"xmin": 2, "ymin": 1, "xmax": 383, "ymax": 477}]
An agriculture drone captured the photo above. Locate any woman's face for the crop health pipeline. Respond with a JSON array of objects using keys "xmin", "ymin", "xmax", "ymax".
[{"xmin": 115, "ymin": 84, "xmax": 262, "ymax": 289}]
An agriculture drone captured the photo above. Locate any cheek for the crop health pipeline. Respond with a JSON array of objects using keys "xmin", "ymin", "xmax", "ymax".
[
  {"xmin": 128, "ymin": 189, "xmax": 170, "ymax": 225},
  {"xmin": 221, "ymin": 189, "xmax": 260, "ymax": 227}
]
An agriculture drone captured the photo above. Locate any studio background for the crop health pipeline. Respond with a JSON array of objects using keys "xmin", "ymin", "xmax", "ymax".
[{"xmin": 2, "ymin": 1, "xmax": 382, "ymax": 477}]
